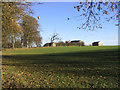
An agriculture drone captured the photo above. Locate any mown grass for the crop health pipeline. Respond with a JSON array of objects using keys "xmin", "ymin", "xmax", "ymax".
[{"xmin": 2, "ymin": 46, "xmax": 119, "ymax": 88}]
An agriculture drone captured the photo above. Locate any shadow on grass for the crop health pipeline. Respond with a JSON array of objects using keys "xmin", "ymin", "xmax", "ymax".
[
  {"xmin": 2, "ymin": 48, "xmax": 119, "ymax": 77},
  {"xmin": 2, "ymin": 48, "xmax": 119, "ymax": 63}
]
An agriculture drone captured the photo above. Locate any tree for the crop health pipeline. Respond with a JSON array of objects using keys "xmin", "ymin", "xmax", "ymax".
[
  {"xmin": 20, "ymin": 15, "xmax": 42, "ymax": 48},
  {"xmin": 33, "ymin": 31, "xmax": 42, "ymax": 47},
  {"xmin": 68, "ymin": 1, "xmax": 119, "ymax": 30},
  {"xmin": 2, "ymin": 2, "xmax": 24, "ymax": 48},
  {"xmin": 50, "ymin": 33, "xmax": 61, "ymax": 43},
  {"xmin": 2, "ymin": 2, "xmax": 33, "ymax": 48},
  {"xmin": 79, "ymin": 41, "xmax": 85, "ymax": 46},
  {"xmin": 14, "ymin": 39, "xmax": 22, "ymax": 48}
]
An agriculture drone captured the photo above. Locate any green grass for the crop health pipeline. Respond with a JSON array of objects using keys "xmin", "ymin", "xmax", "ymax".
[{"xmin": 2, "ymin": 46, "xmax": 119, "ymax": 88}]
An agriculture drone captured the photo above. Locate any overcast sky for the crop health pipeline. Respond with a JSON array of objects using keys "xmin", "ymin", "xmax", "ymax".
[{"xmin": 31, "ymin": 2, "xmax": 118, "ymax": 46}]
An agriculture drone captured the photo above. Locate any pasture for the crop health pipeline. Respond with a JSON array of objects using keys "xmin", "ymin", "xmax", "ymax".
[{"xmin": 2, "ymin": 46, "xmax": 119, "ymax": 88}]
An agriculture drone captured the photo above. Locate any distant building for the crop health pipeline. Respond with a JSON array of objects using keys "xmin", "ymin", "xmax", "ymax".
[
  {"xmin": 92, "ymin": 41, "xmax": 103, "ymax": 46},
  {"xmin": 70, "ymin": 40, "xmax": 85, "ymax": 46},
  {"xmin": 52, "ymin": 42, "xmax": 56, "ymax": 47},
  {"xmin": 43, "ymin": 42, "xmax": 56, "ymax": 47},
  {"xmin": 44, "ymin": 40, "xmax": 85, "ymax": 47}
]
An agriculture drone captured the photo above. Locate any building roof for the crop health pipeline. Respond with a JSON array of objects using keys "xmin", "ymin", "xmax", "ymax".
[
  {"xmin": 92, "ymin": 41, "xmax": 101, "ymax": 43},
  {"xmin": 71, "ymin": 40, "xmax": 81, "ymax": 42}
]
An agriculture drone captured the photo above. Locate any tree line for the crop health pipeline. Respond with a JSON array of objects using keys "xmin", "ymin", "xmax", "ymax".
[{"xmin": 2, "ymin": 2, "xmax": 42, "ymax": 49}]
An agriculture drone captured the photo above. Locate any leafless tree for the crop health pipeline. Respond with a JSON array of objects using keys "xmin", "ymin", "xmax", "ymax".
[{"xmin": 51, "ymin": 33, "xmax": 61, "ymax": 43}]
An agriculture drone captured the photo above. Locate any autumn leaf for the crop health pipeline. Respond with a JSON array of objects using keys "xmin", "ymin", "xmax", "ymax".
[
  {"xmin": 116, "ymin": 15, "xmax": 119, "ymax": 18},
  {"xmin": 104, "ymin": 10, "xmax": 108, "ymax": 14}
]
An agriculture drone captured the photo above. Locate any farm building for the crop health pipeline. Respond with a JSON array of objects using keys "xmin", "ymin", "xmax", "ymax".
[
  {"xmin": 44, "ymin": 40, "xmax": 85, "ymax": 47},
  {"xmin": 70, "ymin": 40, "xmax": 85, "ymax": 46},
  {"xmin": 92, "ymin": 41, "xmax": 103, "ymax": 46},
  {"xmin": 43, "ymin": 42, "xmax": 56, "ymax": 47}
]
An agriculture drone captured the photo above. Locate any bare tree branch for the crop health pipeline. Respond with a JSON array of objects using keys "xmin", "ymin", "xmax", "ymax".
[{"xmin": 68, "ymin": 2, "xmax": 119, "ymax": 30}]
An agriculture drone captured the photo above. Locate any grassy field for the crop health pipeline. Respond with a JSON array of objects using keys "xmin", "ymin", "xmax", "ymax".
[{"xmin": 2, "ymin": 46, "xmax": 119, "ymax": 88}]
